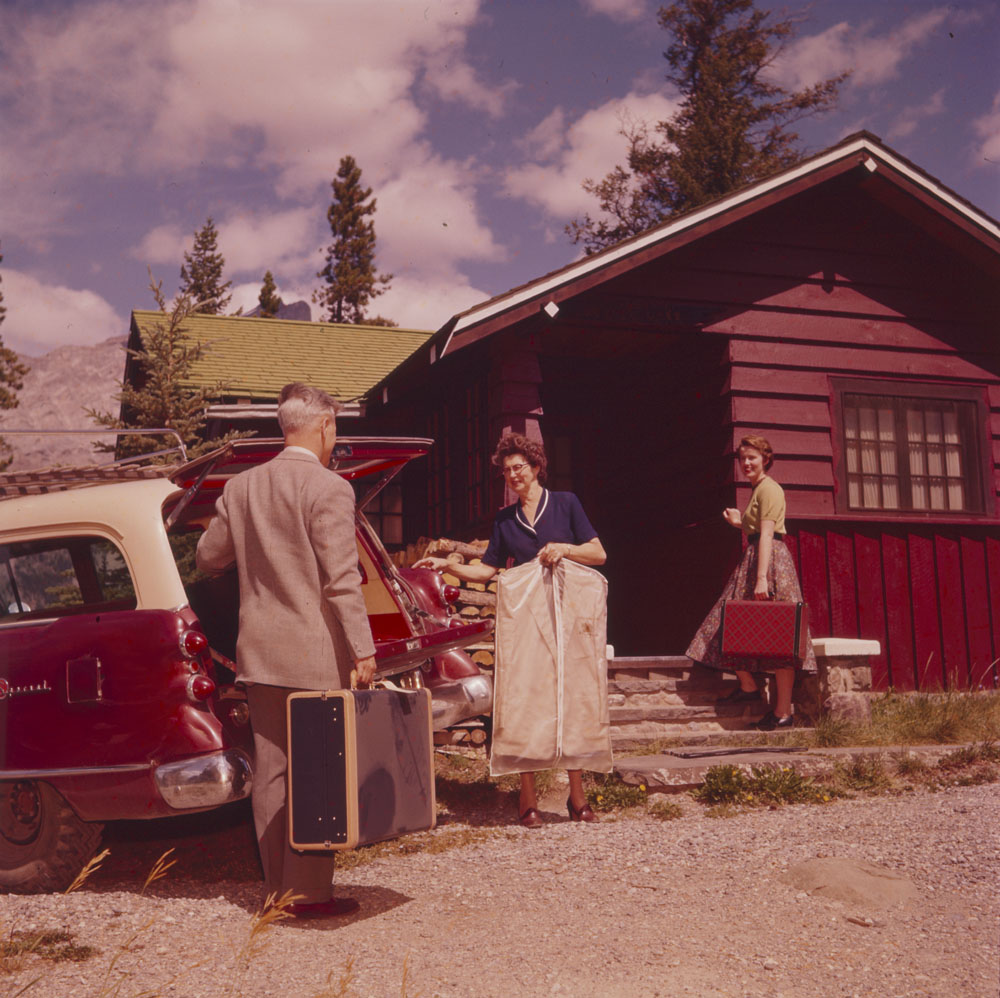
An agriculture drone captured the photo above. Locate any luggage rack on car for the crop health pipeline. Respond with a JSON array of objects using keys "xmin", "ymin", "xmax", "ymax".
[{"xmin": 0, "ymin": 428, "xmax": 187, "ymax": 500}]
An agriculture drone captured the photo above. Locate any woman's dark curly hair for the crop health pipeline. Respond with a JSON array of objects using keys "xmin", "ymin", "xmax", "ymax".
[{"xmin": 492, "ymin": 432, "xmax": 548, "ymax": 485}]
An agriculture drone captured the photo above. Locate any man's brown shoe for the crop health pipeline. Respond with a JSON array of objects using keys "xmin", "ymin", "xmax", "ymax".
[{"xmin": 288, "ymin": 897, "xmax": 360, "ymax": 919}]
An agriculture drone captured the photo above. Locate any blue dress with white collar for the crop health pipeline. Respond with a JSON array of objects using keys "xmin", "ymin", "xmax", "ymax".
[{"xmin": 481, "ymin": 490, "xmax": 599, "ymax": 569}]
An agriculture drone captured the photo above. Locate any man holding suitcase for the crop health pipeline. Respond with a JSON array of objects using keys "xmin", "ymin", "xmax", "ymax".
[{"xmin": 197, "ymin": 382, "xmax": 376, "ymax": 919}]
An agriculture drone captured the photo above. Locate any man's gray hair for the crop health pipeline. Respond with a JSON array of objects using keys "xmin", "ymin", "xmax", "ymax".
[{"xmin": 277, "ymin": 382, "xmax": 342, "ymax": 434}]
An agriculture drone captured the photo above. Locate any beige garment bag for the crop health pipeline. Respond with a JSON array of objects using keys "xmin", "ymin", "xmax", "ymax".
[{"xmin": 489, "ymin": 557, "xmax": 612, "ymax": 777}]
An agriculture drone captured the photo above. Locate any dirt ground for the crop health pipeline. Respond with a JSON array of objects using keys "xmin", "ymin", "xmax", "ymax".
[{"xmin": 1, "ymin": 778, "xmax": 996, "ymax": 998}]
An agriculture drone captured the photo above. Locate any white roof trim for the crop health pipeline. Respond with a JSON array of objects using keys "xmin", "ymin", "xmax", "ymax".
[
  {"xmin": 205, "ymin": 402, "xmax": 363, "ymax": 419},
  {"xmin": 445, "ymin": 136, "xmax": 1000, "ymax": 350}
]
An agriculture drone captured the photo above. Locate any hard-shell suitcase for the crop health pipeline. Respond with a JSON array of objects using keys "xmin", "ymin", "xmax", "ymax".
[
  {"xmin": 719, "ymin": 600, "xmax": 810, "ymax": 661},
  {"xmin": 287, "ymin": 686, "xmax": 435, "ymax": 851}
]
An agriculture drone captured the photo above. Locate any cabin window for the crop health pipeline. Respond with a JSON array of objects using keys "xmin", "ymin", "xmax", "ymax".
[
  {"xmin": 833, "ymin": 379, "xmax": 990, "ymax": 515},
  {"xmin": 0, "ymin": 535, "xmax": 137, "ymax": 620},
  {"xmin": 363, "ymin": 483, "xmax": 403, "ymax": 547}
]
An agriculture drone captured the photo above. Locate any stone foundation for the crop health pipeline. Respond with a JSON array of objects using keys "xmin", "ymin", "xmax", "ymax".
[{"xmin": 794, "ymin": 638, "xmax": 880, "ymax": 723}]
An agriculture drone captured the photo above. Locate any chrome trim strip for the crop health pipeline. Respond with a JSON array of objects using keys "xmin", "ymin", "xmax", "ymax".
[
  {"xmin": 0, "ymin": 762, "xmax": 152, "ymax": 780},
  {"xmin": 0, "ymin": 617, "xmax": 58, "ymax": 631}
]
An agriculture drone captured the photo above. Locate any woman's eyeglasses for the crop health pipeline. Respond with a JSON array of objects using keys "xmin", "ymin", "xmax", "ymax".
[{"xmin": 503, "ymin": 462, "xmax": 530, "ymax": 476}]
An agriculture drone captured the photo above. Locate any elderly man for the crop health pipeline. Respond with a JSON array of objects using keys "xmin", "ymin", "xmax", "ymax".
[{"xmin": 197, "ymin": 382, "xmax": 376, "ymax": 918}]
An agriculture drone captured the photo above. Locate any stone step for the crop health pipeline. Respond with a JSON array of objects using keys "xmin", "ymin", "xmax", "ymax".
[
  {"xmin": 610, "ymin": 702, "xmax": 767, "ymax": 724},
  {"xmin": 608, "ymin": 676, "xmax": 750, "ymax": 697}
]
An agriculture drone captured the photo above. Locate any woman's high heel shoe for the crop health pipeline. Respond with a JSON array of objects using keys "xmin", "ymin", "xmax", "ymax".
[{"xmin": 567, "ymin": 796, "xmax": 598, "ymax": 822}]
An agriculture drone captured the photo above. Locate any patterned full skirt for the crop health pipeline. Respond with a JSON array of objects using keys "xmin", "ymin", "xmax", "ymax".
[{"xmin": 685, "ymin": 538, "xmax": 817, "ymax": 673}]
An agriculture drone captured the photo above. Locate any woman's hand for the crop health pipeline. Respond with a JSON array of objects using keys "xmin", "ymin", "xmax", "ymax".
[
  {"xmin": 538, "ymin": 542, "xmax": 569, "ymax": 566},
  {"xmin": 414, "ymin": 556, "xmax": 449, "ymax": 571},
  {"xmin": 722, "ymin": 507, "xmax": 741, "ymax": 528},
  {"xmin": 753, "ymin": 578, "xmax": 770, "ymax": 601}
]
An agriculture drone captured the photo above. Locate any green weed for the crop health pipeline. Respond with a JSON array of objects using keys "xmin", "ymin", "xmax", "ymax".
[
  {"xmin": 647, "ymin": 798, "xmax": 684, "ymax": 821},
  {"xmin": 691, "ymin": 764, "xmax": 748, "ymax": 804},
  {"xmin": 745, "ymin": 764, "xmax": 819, "ymax": 805},
  {"xmin": 584, "ymin": 773, "xmax": 647, "ymax": 812},
  {"xmin": 827, "ymin": 753, "xmax": 892, "ymax": 794},
  {"xmin": 0, "ymin": 929, "xmax": 95, "ymax": 972},
  {"xmin": 692, "ymin": 763, "xmax": 823, "ymax": 807}
]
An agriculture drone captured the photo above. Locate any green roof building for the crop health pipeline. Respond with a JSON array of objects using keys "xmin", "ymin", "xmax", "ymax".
[{"xmin": 125, "ymin": 310, "xmax": 432, "ymax": 433}]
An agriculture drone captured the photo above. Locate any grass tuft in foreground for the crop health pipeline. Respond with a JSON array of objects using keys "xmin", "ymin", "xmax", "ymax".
[{"xmin": 692, "ymin": 764, "xmax": 828, "ymax": 808}]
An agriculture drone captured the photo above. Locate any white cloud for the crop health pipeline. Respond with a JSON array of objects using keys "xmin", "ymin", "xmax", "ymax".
[
  {"xmin": 133, "ymin": 208, "xmax": 319, "ymax": 281},
  {"xmin": 376, "ymin": 150, "xmax": 506, "ymax": 275},
  {"xmin": 503, "ymin": 91, "xmax": 682, "ymax": 221},
  {"xmin": 0, "ymin": 0, "xmax": 509, "ymax": 228},
  {"xmin": 423, "ymin": 58, "xmax": 518, "ymax": 117},
  {"xmin": 1, "ymin": 270, "xmax": 123, "ymax": 356},
  {"xmin": 579, "ymin": 0, "xmax": 648, "ymax": 23},
  {"xmin": 771, "ymin": 9, "xmax": 958, "ymax": 92},
  {"xmin": 375, "ymin": 273, "xmax": 487, "ymax": 331},
  {"xmin": 888, "ymin": 89, "xmax": 947, "ymax": 140},
  {"xmin": 973, "ymin": 92, "xmax": 1000, "ymax": 166}
]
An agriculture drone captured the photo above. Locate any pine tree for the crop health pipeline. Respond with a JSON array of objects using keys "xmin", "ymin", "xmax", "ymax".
[
  {"xmin": 257, "ymin": 271, "xmax": 282, "ymax": 318},
  {"xmin": 569, "ymin": 0, "xmax": 847, "ymax": 253},
  {"xmin": 314, "ymin": 156, "xmax": 393, "ymax": 324},
  {"xmin": 0, "ymin": 251, "xmax": 30, "ymax": 471},
  {"xmin": 179, "ymin": 217, "xmax": 233, "ymax": 314},
  {"xmin": 88, "ymin": 271, "xmax": 231, "ymax": 462}
]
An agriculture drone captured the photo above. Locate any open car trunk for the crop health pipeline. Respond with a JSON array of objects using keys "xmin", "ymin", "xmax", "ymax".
[{"xmin": 164, "ymin": 438, "xmax": 494, "ymax": 681}]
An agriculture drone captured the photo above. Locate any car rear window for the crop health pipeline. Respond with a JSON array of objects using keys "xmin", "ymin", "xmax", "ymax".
[{"xmin": 0, "ymin": 535, "xmax": 137, "ymax": 621}]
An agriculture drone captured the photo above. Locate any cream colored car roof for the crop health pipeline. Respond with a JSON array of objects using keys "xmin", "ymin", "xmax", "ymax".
[{"xmin": 0, "ymin": 478, "xmax": 189, "ymax": 611}]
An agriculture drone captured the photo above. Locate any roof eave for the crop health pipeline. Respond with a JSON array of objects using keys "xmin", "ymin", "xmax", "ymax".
[{"xmin": 442, "ymin": 133, "xmax": 1000, "ymax": 356}]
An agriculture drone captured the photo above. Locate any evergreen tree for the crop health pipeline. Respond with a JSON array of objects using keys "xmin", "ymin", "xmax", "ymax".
[
  {"xmin": 179, "ymin": 217, "xmax": 233, "ymax": 314},
  {"xmin": 0, "ymin": 251, "xmax": 30, "ymax": 471},
  {"xmin": 88, "ymin": 271, "xmax": 232, "ymax": 462},
  {"xmin": 257, "ymin": 271, "xmax": 282, "ymax": 318},
  {"xmin": 569, "ymin": 0, "xmax": 847, "ymax": 253},
  {"xmin": 314, "ymin": 156, "xmax": 393, "ymax": 324}
]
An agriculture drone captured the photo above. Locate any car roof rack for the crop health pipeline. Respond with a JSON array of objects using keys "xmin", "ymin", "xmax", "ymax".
[{"xmin": 0, "ymin": 428, "xmax": 186, "ymax": 501}]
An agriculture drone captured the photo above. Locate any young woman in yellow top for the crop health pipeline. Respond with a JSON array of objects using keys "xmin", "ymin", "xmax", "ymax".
[{"xmin": 685, "ymin": 435, "xmax": 815, "ymax": 729}]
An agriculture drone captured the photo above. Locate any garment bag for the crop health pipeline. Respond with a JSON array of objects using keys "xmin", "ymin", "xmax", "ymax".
[{"xmin": 490, "ymin": 557, "xmax": 612, "ymax": 777}]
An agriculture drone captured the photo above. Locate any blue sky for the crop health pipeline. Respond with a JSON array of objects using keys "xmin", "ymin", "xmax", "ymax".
[{"xmin": 1, "ymin": 0, "xmax": 997, "ymax": 357}]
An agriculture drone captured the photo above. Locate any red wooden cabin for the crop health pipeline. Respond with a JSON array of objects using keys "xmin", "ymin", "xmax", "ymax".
[{"xmin": 366, "ymin": 132, "xmax": 1000, "ymax": 692}]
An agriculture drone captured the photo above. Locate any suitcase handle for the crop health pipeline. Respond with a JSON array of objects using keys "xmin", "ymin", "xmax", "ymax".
[{"xmin": 349, "ymin": 669, "xmax": 405, "ymax": 693}]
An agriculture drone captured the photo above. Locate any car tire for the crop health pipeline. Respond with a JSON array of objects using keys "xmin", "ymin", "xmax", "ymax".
[{"xmin": 0, "ymin": 781, "xmax": 104, "ymax": 894}]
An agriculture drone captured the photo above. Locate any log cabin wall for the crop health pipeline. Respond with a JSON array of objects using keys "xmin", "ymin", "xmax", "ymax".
[
  {"xmin": 368, "ymin": 152, "xmax": 1000, "ymax": 690},
  {"xmin": 639, "ymin": 175, "xmax": 1000, "ymax": 691}
]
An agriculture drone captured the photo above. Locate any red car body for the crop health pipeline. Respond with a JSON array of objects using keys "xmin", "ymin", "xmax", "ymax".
[{"xmin": 0, "ymin": 438, "xmax": 492, "ymax": 892}]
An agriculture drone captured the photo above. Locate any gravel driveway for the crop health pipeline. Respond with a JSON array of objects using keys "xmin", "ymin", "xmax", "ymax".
[{"xmin": 2, "ymin": 783, "xmax": 997, "ymax": 998}]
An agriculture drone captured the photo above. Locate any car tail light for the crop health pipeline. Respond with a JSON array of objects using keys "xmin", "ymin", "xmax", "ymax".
[
  {"xmin": 187, "ymin": 675, "xmax": 216, "ymax": 702},
  {"xmin": 180, "ymin": 629, "xmax": 209, "ymax": 658},
  {"xmin": 443, "ymin": 585, "xmax": 460, "ymax": 604}
]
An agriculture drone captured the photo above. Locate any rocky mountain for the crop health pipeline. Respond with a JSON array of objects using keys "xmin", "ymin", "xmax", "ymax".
[
  {"xmin": 243, "ymin": 299, "xmax": 311, "ymax": 321},
  {"xmin": 0, "ymin": 337, "xmax": 128, "ymax": 471}
]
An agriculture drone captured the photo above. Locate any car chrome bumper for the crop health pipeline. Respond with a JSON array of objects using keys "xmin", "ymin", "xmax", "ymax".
[
  {"xmin": 153, "ymin": 748, "xmax": 253, "ymax": 810},
  {"xmin": 430, "ymin": 674, "xmax": 493, "ymax": 730}
]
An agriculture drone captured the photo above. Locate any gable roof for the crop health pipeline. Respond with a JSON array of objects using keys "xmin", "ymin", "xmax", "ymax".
[
  {"xmin": 439, "ymin": 131, "xmax": 1000, "ymax": 357},
  {"xmin": 128, "ymin": 311, "xmax": 432, "ymax": 403}
]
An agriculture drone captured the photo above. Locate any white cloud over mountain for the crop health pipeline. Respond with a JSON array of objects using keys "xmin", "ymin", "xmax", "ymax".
[{"xmin": 1, "ymin": 270, "xmax": 122, "ymax": 356}]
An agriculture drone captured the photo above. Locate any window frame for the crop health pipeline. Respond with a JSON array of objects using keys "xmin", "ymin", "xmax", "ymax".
[
  {"xmin": 831, "ymin": 377, "xmax": 995, "ymax": 518},
  {"xmin": 1, "ymin": 533, "xmax": 138, "ymax": 622}
]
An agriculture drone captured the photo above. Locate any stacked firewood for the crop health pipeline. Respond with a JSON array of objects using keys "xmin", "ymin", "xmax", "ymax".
[{"xmin": 395, "ymin": 537, "xmax": 498, "ymax": 670}]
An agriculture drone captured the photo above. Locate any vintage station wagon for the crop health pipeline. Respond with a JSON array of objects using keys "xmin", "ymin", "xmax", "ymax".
[{"xmin": 0, "ymin": 438, "xmax": 493, "ymax": 892}]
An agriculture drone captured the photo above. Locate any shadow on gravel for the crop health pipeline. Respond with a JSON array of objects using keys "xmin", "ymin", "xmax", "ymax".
[
  {"xmin": 433, "ymin": 776, "xmax": 520, "ymax": 827},
  {"xmin": 83, "ymin": 799, "xmax": 262, "ymax": 894},
  {"xmin": 278, "ymin": 885, "xmax": 413, "ymax": 930}
]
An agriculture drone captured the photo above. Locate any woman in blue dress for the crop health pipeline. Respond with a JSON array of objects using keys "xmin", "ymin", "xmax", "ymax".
[{"xmin": 416, "ymin": 432, "xmax": 607, "ymax": 827}]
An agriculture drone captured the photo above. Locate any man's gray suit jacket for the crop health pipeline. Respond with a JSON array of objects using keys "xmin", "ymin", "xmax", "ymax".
[{"xmin": 195, "ymin": 448, "xmax": 375, "ymax": 689}]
